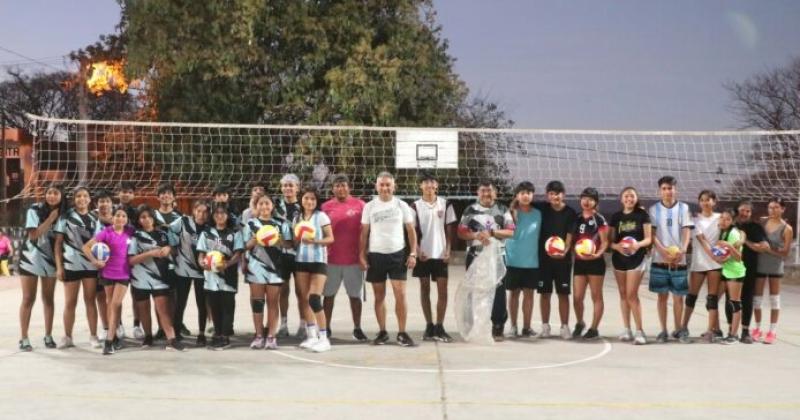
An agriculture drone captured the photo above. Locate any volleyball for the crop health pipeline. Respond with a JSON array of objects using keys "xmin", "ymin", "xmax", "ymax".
[
  {"xmin": 91, "ymin": 242, "xmax": 111, "ymax": 263},
  {"xmin": 574, "ymin": 238, "xmax": 596, "ymax": 257},
  {"xmin": 294, "ymin": 221, "xmax": 316, "ymax": 240},
  {"xmin": 204, "ymin": 251, "xmax": 226, "ymax": 273},
  {"xmin": 545, "ymin": 236, "xmax": 566, "ymax": 256},
  {"xmin": 620, "ymin": 236, "xmax": 638, "ymax": 256},
  {"xmin": 711, "ymin": 245, "xmax": 731, "ymax": 259},
  {"xmin": 256, "ymin": 224, "xmax": 280, "ymax": 247}
]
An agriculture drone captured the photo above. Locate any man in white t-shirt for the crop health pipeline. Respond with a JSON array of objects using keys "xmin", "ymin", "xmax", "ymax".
[
  {"xmin": 359, "ymin": 172, "xmax": 418, "ymax": 347},
  {"xmin": 648, "ymin": 176, "xmax": 694, "ymax": 343},
  {"xmin": 411, "ymin": 173, "xmax": 457, "ymax": 342}
]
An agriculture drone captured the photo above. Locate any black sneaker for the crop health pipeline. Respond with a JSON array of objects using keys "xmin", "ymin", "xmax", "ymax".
[
  {"xmin": 210, "ymin": 336, "xmax": 226, "ymax": 350},
  {"xmin": 196, "ymin": 334, "xmax": 207, "ymax": 347},
  {"xmin": 434, "ymin": 324, "xmax": 453, "ymax": 343},
  {"xmin": 713, "ymin": 329, "xmax": 724, "ymax": 341},
  {"xmin": 221, "ymin": 337, "xmax": 232, "ymax": 349},
  {"xmin": 112, "ymin": 337, "xmax": 124, "ymax": 351},
  {"xmin": 326, "ymin": 328, "xmax": 332, "ymax": 339},
  {"xmin": 670, "ymin": 329, "xmax": 681, "ymax": 340},
  {"xmin": 423, "ymin": 323, "xmax": 436, "ymax": 341},
  {"xmin": 43, "ymin": 335, "xmax": 56, "ymax": 349},
  {"xmin": 166, "ymin": 338, "xmax": 187, "ymax": 351},
  {"xmin": 373, "ymin": 330, "xmax": 390, "ymax": 345},
  {"xmin": 521, "ymin": 327, "xmax": 536, "ymax": 338},
  {"xmin": 141, "ymin": 335, "xmax": 154, "ymax": 348},
  {"xmin": 180, "ymin": 324, "xmax": 191, "ymax": 337},
  {"xmin": 582, "ymin": 328, "xmax": 600, "ymax": 340},
  {"xmin": 572, "ymin": 322, "xmax": 585, "ymax": 339},
  {"xmin": 103, "ymin": 340, "xmax": 114, "ymax": 355},
  {"xmin": 352, "ymin": 328, "xmax": 368, "ymax": 342},
  {"xmin": 397, "ymin": 332, "xmax": 415, "ymax": 347},
  {"xmin": 18, "ymin": 339, "xmax": 33, "ymax": 352},
  {"xmin": 740, "ymin": 329, "xmax": 754, "ymax": 344},
  {"xmin": 154, "ymin": 329, "xmax": 167, "ymax": 341},
  {"xmin": 492, "ymin": 325, "xmax": 505, "ymax": 342}
]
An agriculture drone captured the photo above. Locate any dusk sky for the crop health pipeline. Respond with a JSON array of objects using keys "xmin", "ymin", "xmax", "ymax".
[{"xmin": 2, "ymin": 0, "xmax": 799, "ymax": 130}]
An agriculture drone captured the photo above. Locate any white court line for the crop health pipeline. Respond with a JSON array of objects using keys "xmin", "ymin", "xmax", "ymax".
[{"xmin": 269, "ymin": 339, "xmax": 613, "ymax": 373}]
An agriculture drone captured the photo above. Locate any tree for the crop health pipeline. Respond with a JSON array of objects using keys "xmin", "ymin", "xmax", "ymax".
[
  {"xmin": 0, "ymin": 70, "xmax": 79, "ymax": 136},
  {"xmin": 726, "ymin": 57, "xmax": 800, "ymax": 199}
]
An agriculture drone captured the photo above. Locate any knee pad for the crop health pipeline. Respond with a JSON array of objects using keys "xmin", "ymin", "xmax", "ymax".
[
  {"xmin": 753, "ymin": 295, "xmax": 763, "ymax": 309},
  {"xmin": 685, "ymin": 293, "xmax": 698, "ymax": 308},
  {"xmin": 705, "ymin": 294, "xmax": 718, "ymax": 311},
  {"xmin": 770, "ymin": 295, "xmax": 781, "ymax": 310},
  {"xmin": 250, "ymin": 298, "xmax": 265, "ymax": 314},
  {"xmin": 730, "ymin": 300, "xmax": 742, "ymax": 313},
  {"xmin": 309, "ymin": 294, "xmax": 323, "ymax": 312}
]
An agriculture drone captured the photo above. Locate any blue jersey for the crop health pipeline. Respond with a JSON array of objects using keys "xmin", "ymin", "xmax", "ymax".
[
  {"xmin": 197, "ymin": 227, "xmax": 244, "ymax": 292},
  {"xmin": 242, "ymin": 217, "xmax": 290, "ymax": 285},
  {"xmin": 128, "ymin": 229, "xmax": 171, "ymax": 291},
  {"xmin": 55, "ymin": 209, "xmax": 98, "ymax": 272},
  {"xmin": 505, "ymin": 207, "xmax": 542, "ymax": 268},
  {"xmin": 294, "ymin": 211, "xmax": 331, "ymax": 264},
  {"xmin": 19, "ymin": 203, "xmax": 57, "ymax": 277}
]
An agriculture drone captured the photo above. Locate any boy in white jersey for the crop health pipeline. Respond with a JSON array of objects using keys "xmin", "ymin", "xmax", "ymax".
[
  {"xmin": 648, "ymin": 176, "xmax": 694, "ymax": 343},
  {"xmin": 411, "ymin": 173, "xmax": 457, "ymax": 342}
]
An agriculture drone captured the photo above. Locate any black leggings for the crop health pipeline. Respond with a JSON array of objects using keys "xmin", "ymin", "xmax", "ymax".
[
  {"xmin": 206, "ymin": 291, "xmax": 236, "ymax": 337},
  {"xmin": 726, "ymin": 275, "xmax": 756, "ymax": 328},
  {"xmin": 174, "ymin": 276, "xmax": 207, "ymax": 334},
  {"xmin": 466, "ymin": 253, "xmax": 508, "ymax": 327}
]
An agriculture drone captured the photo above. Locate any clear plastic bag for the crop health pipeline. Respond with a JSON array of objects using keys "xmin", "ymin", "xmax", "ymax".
[{"xmin": 455, "ymin": 239, "xmax": 506, "ymax": 345}]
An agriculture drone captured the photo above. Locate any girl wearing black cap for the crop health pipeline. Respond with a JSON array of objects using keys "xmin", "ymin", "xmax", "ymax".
[{"xmin": 572, "ymin": 187, "xmax": 609, "ymax": 340}]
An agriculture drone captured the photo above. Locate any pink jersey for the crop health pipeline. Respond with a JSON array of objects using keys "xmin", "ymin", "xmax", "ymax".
[
  {"xmin": 321, "ymin": 196, "xmax": 365, "ymax": 265},
  {"xmin": 0, "ymin": 236, "xmax": 10, "ymax": 256},
  {"xmin": 95, "ymin": 226, "xmax": 135, "ymax": 280}
]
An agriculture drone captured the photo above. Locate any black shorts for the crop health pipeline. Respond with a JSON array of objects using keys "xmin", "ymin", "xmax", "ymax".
[
  {"xmin": 280, "ymin": 254, "xmax": 296, "ymax": 281},
  {"xmin": 64, "ymin": 270, "xmax": 98, "ymax": 282},
  {"xmin": 611, "ymin": 253, "xmax": 645, "ymax": 272},
  {"xmin": 538, "ymin": 262, "xmax": 572, "ymax": 295},
  {"xmin": 573, "ymin": 258, "xmax": 606, "ymax": 277},
  {"xmin": 132, "ymin": 287, "xmax": 172, "ymax": 301},
  {"xmin": 99, "ymin": 278, "xmax": 130, "ymax": 287},
  {"xmin": 295, "ymin": 262, "xmax": 328, "ymax": 275},
  {"xmin": 413, "ymin": 259, "xmax": 448, "ymax": 280},
  {"xmin": 366, "ymin": 251, "xmax": 407, "ymax": 282},
  {"xmin": 503, "ymin": 267, "xmax": 538, "ymax": 290}
]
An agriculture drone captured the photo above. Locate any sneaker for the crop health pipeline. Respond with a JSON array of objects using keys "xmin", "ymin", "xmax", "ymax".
[
  {"xmin": 560, "ymin": 325, "xmax": 571, "ymax": 340},
  {"xmin": 678, "ymin": 329, "xmax": 692, "ymax": 344},
  {"xmin": 373, "ymin": 330, "xmax": 390, "ymax": 345},
  {"xmin": 98, "ymin": 329, "xmax": 108, "ymax": 341},
  {"xmin": 326, "ymin": 328, "xmax": 332, "ymax": 339},
  {"xmin": 423, "ymin": 323, "xmax": 436, "ymax": 341},
  {"xmin": 43, "ymin": 335, "xmax": 56, "ymax": 349},
  {"xmin": 133, "ymin": 325, "xmax": 145, "ymax": 340},
  {"xmin": 713, "ymin": 329, "xmax": 724, "ymax": 343},
  {"xmin": 116, "ymin": 324, "xmax": 126, "ymax": 339},
  {"xmin": 397, "ymin": 332, "xmax": 415, "ymax": 347},
  {"xmin": 250, "ymin": 336, "xmax": 266, "ymax": 350},
  {"xmin": 656, "ymin": 331, "xmax": 669, "ymax": 343},
  {"xmin": 264, "ymin": 337, "xmax": 278, "ymax": 350},
  {"xmin": 352, "ymin": 328, "xmax": 369, "ymax": 342},
  {"xmin": 166, "ymin": 338, "xmax": 187, "ymax": 351},
  {"xmin": 299, "ymin": 336, "xmax": 318, "ymax": 350},
  {"xmin": 582, "ymin": 328, "xmax": 600, "ymax": 340},
  {"xmin": 311, "ymin": 337, "xmax": 331, "ymax": 353},
  {"xmin": 740, "ymin": 330, "xmax": 754, "ymax": 344},
  {"xmin": 540, "ymin": 323, "xmax": 552, "ymax": 338},
  {"xmin": 434, "ymin": 325, "xmax": 454, "ymax": 343},
  {"xmin": 196, "ymin": 335, "xmax": 207, "ymax": 347},
  {"xmin": 206, "ymin": 326, "xmax": 215, "ymax": 335},
  {"xmin": 102, "ymin": 340, "xmax": 114, "ymax": 355},
  {"xmin": 520, "ymin": 327, "xmax": 536, "ymax": 338},
  {"xmin": 210, "ymin": 336, "xmax": 225, "ymax": 350},
  {"xmin": 764, "ymin": 331, "xmax": 777, "ymax": 345},
  {"xmin": 633, "ymin": 330, "xmax": 647, "ymax": 345},
  {"xmin": 295, "ymin": 326, "xmax": 307, "ymax": 340},
  {"xmin": 179, "ymin": 324, "xmax": 191, "ymax": 337},
  {"xmin": 508, "ymin": 325, "xmax": 519, "ymax": 338},
  {"xmin": 90, "ymin": 336, "xmax": 102, "ymax": 349},
  {"xmin": 750, "ymin": 327, "xmax": 763, "ymax": 342},
  {"xmin": 154, "ymin": 329, "xmax": 167, "ymax": 341},
  {"xmin": 618, "ymin": 329, "xmax": 633, "ymax": 342},
  {"xmin": 112, "ymin": 337, "xmax": 124, "ymax": 351},
  {"xmin": 670, "ymin": 329, "xmax": 681, "ymax": 340},
  {"xmin": 141, "ymin": 335, "xmax": 154, "ymax": 348},
  {"xmin": 58, "ymin": 336, "xmax": 74, "ymax": 349},
  {"xmin": 19, "ymin": 338, "xmax": 33, "ymax": 352},
  {"xmin": 276, "ymin": 324, "xmax": 289, "ymax": 338},
  {"xmin": 572, "ymin": 322, "xmax": 585, "ymax": 339},
  {"xmin": 700, "ymin": 331, "xmax": 714, "ymax": 343},
  {"xmin": 492, "ymin": 325, "xmax": 505, "ymax": 342},
  {"xmin": 722, "ymin": 335, "xmax": 739, "ymax": 345}
]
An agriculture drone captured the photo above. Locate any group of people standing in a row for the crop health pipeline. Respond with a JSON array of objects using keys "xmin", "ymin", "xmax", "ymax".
[{"xmin": 15, "ymin": 172, "xmax": 791, "ymax": 356}]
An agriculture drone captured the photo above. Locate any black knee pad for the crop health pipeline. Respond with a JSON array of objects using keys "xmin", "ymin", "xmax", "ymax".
[
  {"xmin": 731, "ymin": 300, "xmax": 742, "ymax": 313},
  {"xmin": 309, "ymin": 294, "xmax": 323, "ymax": 312},
  {"xmin": 705, "ymin": 294, "xmax": 718, "ymax": 311},
  {"xmin": 251, "ymin": 298, "xmax": 265, "ymax": 314},
  {"xmin": 685, "ymin": 293, "xmax": 698, "ymax": 308}
]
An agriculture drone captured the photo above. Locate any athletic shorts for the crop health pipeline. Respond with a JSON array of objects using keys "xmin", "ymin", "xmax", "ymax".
[
  {"xmin": 648, "ymin": 265, "xmax": 688, "ymax": 295},
  {"xmin": 295, "ymin": 262, "xmax": 327, "ymax": 275},
  {"xmin": 64, "ymin": 270, "xmax": 98, "ymax": 282},
  {"xmin": 538, "ymin": 262, "xmax": 571, "ymax": 295},
  {"xmin": 99, "ymin": 277, "xmax": 130, "ymax": 287},
  {"xmin": 613, "ymin": 256, "xmax": 648, "ymax": 273},
  {"xmin": 503, "ymin": 267, "xmax": 538, "ymax": 290},
  {"xmin": 366, "ymin": 251, "xmax": 407, "ymax": 282},
  {"xmin": 612, "ymin": 253, "xmax": 647, "ymax": 272},
  {"xmin": 132, "ymin": 287, "xmax": 172, "ymax": 301},
  {"xmin": 412, "ymin": 258, "xmax": 448, "ymax": 280},
  {"xmin": 574, "ymin": 258, "xmax": 606, "ymax": 277},
  {"xmin": 280, "ymin": 254, "xmax": 296, "ymax": 281},
  {"xmin": 324, "ymin": 264, "xmax": 363, "ymax": 298},
  {"xmin": 723, "ymin": 275, "xmax": 745, "ymax": 283}
]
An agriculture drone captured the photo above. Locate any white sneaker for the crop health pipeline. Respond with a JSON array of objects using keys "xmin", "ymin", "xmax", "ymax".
[
  {"xmin": 90, "ymin": 336, "xmax": 102, "ymax": 349},
  {"xmin": 540, "ymin": 324, "xmax": 552, "ymax": 338},
  {"xmin": 507, "ymin": 325, "xmax": 518, "ymax": 338},
  {"xmin": 633, "ymin": 330, "xmax": 647, "ymax": 345},
  {"xmin": 560, "ymin": 325, "xmax": 571, "ymax": 340},
  {"xmin": 98, "ymin": 329, "xmax": 108, "ymax": 341},
  {"xmin": 58, "ymin": 336, "xmax": 74, "ymax": 349},
  {"xmin": 310, "ymin": 337, "xmax": 331, "ymax": 353},
  {"xmin": 133, "ymin": 326, "xmax": 145, "ymax": 340},
  {"xmin": 618, "ymin": 328, "xmax": 633, "ymax": 342},
  {"xmin": 116, "ymin": 324, "xmax": 126, "ymax": 339},
  {"xmin": 299, "ymin": 336, "xmax": 318, "ymax": 350}
]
